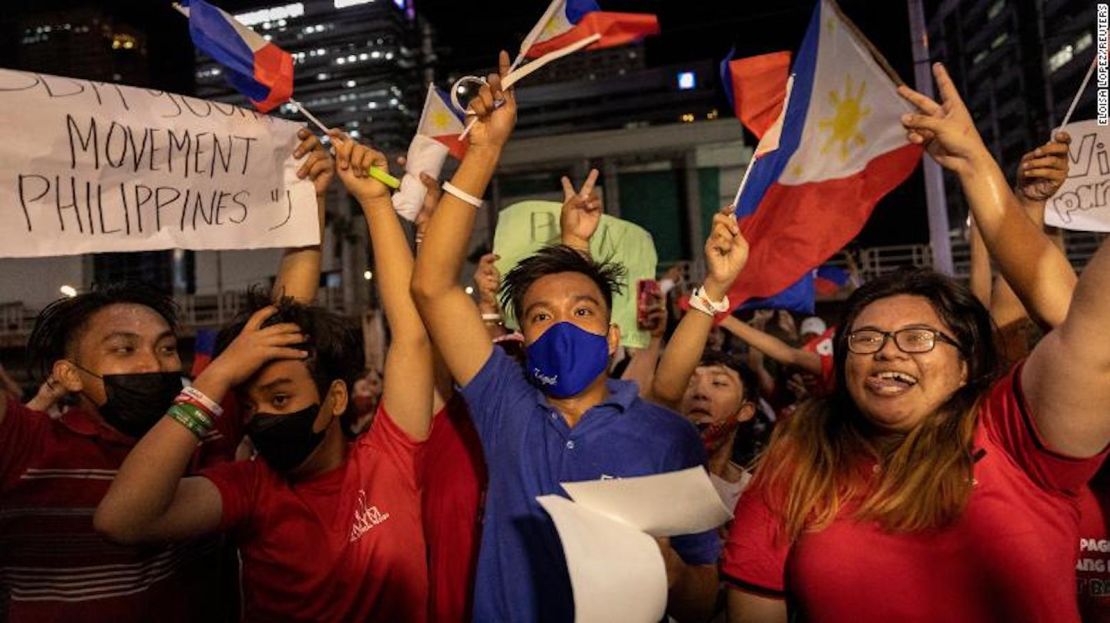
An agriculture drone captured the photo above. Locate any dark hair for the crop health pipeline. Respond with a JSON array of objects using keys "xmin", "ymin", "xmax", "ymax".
[
  {"xmin": 755, "ymin": 268, "xmax": 1000, "ymax": 538},
  {"xmin": 699, "ymin": 349, "xmax": 759, "ymax": 403},
  {"xmin": 499, "ymin": 245, "xmax": 626, "ymax": 324},
  {"xmin": 831, "ymin": 268, "xmax": 999, "ymax": 417},
  {"xmin": 214, "ymin": 290, "xmax": 364, "ymax": 435},
  {"xmin": 27, "ymin": 282, "xmax": 179, "ymax": 380}
]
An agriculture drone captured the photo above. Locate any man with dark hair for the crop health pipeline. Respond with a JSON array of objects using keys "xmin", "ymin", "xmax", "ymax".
[
  {"xmin": 679, "ymin": 350, "xmax": 762, "ymax": 510},
  {"xmin": 0, "ymin": 129, "xmax": 334, "ymax": 621},
  {"xmin": 95, "ymin": 136, "xmax": 435, "ymax": 622},
  {"xmin": 412, "ymin": 53, "xmax": 744, "ymax": 623},
  {"xmin": 499, "ymin": 243, "xmax": 627, "ymax": 328}
]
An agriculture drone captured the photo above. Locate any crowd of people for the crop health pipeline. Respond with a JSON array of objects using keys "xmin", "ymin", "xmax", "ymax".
[{"xmin": 0, "ymin": 52, "xmax": 1107, "ymax": 623}]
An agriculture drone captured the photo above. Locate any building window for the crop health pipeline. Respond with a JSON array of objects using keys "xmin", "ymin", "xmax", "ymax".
[
  {"xmin": 987, "ymin": 0, "xmax": 1005, "ymax": 20},
  {"xmin": 1076, "ymin": 32, "xmax": 1094, "ymax": 53},
  {"xmin": 1048, "ymin": 44, "xmax": 1074, "ymax": 73}
]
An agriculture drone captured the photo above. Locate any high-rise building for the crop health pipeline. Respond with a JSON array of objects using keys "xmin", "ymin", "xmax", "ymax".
[
  {"xmin": 194, "ymin": 0, "xmax": 423, "ymax": 151},
  {"xmin": 926, "ymin": 0, "xmax": 1096, "ymax": 215},
  {"xmin": 11, "ymin": 7, "xmax": 148, "ymax": 85}
]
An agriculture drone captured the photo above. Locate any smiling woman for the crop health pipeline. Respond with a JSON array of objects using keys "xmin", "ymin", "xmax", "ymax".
[{"xmin": 721, "ymin": 267, "xmax": 1107, "ymax": 623}]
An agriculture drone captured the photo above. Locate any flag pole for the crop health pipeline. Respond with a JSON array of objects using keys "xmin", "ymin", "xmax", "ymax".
[
  {"xmin": 456, "ymin": 33, "xmax": 602, "ymax": 141},
  {"xmin": 289, "ymin": 97, "xmax": 399, "ymax": 189},
  {"xmin": 907, "ymin": 0, "xmax": 953, "ymax": 275},
  {"xmin": 1057, "ymin": 56, "xmax": 1097, "ymax": 131},
  {"xmin": 511, "ymin": 0, "xmax": 564, "ymax": 74}
]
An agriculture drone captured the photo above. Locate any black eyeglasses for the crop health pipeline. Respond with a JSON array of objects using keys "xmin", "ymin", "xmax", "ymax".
[{"xmin": 846, "ymin": 328, "xmax": 962, "ymax": 355}]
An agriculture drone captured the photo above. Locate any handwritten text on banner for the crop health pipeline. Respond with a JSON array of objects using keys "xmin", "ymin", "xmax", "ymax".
[{"xmin": 0, "ymin": 69, "xmax": 317, "ymax": 258}]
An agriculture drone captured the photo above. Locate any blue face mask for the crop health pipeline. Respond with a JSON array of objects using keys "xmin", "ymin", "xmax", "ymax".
[{"xmin": 524, "ymin": 322, "xmax": 610, "ymax": 398}]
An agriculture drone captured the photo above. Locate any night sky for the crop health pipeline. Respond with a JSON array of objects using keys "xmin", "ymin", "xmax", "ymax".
[{"xmin": 6, "ymin": 0, "xmax": 934, "ymax": 247}]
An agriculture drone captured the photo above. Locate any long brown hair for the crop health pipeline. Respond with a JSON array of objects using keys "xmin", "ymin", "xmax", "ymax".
[{"xmin": 755, "ymin": 269, "xmax": 999, "ymax": 541}]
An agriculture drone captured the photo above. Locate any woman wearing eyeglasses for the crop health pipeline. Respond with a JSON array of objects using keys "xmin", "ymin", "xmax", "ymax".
[{"xmin": 722, "ymin": 63, "xmax": 1110, "ymax": 623}]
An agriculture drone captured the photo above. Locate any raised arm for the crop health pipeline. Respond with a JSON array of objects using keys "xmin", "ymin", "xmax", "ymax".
[
  {"xmin": 333, "ymin": 134, "xmax": 434, "ymax": 440},
  {"xmin": 717, "ymin": 315, "xmax": 822, "ymax": 375},
  {"xmin": 967, "ymin": 217, "xmax": 992, "ymax": 309},
  {"xmin": 1022, "ymin": 233, "xmax": 1110, "ymax": 458},
  {"xmin": 651, "ymin": 208, "xmax": 748, "ymax": 409},
  {"xmin": 899, "ymin": 63, "xmax": 1076, "ymax": 329},
  {"xmin": 272, "ymin": 129, "xmax": 334, "ymax": 303},
  {"xmin": 621, "ymin": 290, "xmax": 668, "ymax": 397},
  {"xmin": 95, "ymin": 307, "xmax": 307, "ymax": 543},
  {"xmin": 411, "ymin": 51, "xmax": 517, "ymax": 386},
  {"xmin": 475, "ymin": 252, "xmax": 508, "ymax": 341},
  {"xmin": 559, "ymin": 169, "xmax": 602, "ymax": 254}
]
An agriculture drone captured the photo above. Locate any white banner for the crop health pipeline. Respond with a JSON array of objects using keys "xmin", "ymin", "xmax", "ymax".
[
  {"xmin": 1046, "ymin": 119, "xmax": 1110, "ymax": 232},
  {"xmin": 0, "ymin": 69, "xmax": 317, "ymax": 258}
]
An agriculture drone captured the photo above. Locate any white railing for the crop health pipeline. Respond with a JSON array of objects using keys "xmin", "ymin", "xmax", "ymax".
[
  {"xmin": 0, "ymin": 287, "xmax": 349, "ymax": 340},
  {"xmin": 2, "ymin": 233, "xmax": 1105, "ymax": 340}
]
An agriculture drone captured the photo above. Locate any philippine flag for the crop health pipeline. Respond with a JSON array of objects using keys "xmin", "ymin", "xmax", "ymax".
[
  {"xmin": 720, "ymin": 49, "xmax": 793, "ymax": 140},
  {"xmin": 728, "ymin": 0, "xmax": 921, "ymax": 309},
  {"xmin": 417, "ymin": 85, "xmax": 468, "ymax": 160},
  {"xmin": 522, "ymin": 0, "xmax": 660, "ymax": 59},
  {"xmin": 179, "ymin": 0, "xmax": 294, "ymax": 113},
  {"xmin": 392, "ymin": 86, "xmax": 467, "ymax": 221}
]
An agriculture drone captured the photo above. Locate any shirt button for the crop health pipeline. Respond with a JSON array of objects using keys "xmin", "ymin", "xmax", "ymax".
[
  {"xmin": 550, "ymin": 412, "xmax": 558, "ymax": 420},
  {"xmin": 566, "ymin": 440, "xmax": 575, "ymax": 450}
]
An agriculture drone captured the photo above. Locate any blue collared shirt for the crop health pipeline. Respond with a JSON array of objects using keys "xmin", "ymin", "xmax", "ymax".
[{"xmin": 461, "ymin": 347, "xmax": 721, "ymax": 623}]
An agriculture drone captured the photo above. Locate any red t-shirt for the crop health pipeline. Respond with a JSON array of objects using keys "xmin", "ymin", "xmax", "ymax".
[
  {"xmin": 1078, "ymin": 475, "xmax": 1110, "ymax": 622},
  {"xmin": 0, "ymin": 395, "xmax": 237, "ymax": 622},
  {"xmin": 423, "ymin": 395, "xmax": 487, "ymax": 623},
  {"xmin": 722, "ymin": 364, "xmax": 1108, "ymax": 622},
  {"xmin": 201, "ymin": 403, "xmax": 428, "ymax": 623}
]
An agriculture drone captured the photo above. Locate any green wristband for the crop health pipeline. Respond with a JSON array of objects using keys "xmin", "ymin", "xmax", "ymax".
[{"xmin": 167, "ymin": 404, "xmax": 213, "ymax": 439}]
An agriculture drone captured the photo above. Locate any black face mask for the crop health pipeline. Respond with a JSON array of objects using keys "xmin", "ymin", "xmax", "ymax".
[
  {"xmin": 246, "ymin": 404, "xmax": 327, "ymax": 473},
  {"xmin": 77, "ymin": 367, "xmax": 184, "ymax": 438}
]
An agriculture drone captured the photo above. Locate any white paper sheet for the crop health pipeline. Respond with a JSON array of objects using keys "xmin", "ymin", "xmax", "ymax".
[
  {"xmin": 537, "ymin": 495, "xmax": 668, "ymax": 623},
  {"xmin": 560, "ymin": 466, "xmax": 733, "ymax": 537}
]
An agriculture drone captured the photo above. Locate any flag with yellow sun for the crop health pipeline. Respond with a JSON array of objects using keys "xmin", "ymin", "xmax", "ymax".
[
  {"xmin": 391, "ymin": 85, "xmax": 468, "ymax": 221},
  {"xmin": 727, "ymin": 0, "xmax": 922, "ymax": 310}
]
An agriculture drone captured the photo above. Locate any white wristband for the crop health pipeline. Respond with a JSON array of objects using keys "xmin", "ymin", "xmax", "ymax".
[
  {"xmin": 179, "ymin": 385, "xmax": 224, "ymax": 418},
  {"xmin": 689, "ymin": 285, "xmax": 730, "ymax": 317},
  {"xmin": 442, "ymin": 181, "xmax": 484, "ymax": 208}
]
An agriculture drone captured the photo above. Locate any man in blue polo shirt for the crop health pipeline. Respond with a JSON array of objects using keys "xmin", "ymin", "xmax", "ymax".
[{"xmin": 412, "ymin": 53, "xmax": 748, "ymax": 623}]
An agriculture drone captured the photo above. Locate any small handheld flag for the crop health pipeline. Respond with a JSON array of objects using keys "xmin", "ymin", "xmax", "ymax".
[
  {"xmin": 519, "ymin": 0, "xmax": 659, "ymax": 61},
  {"xmin": 392, "ymin": 86, "xmax": 468, "ymax": 221},
  {"xmin": 177, "ymin": 0, "xmax": 292, "ymax": 112},
  {"xmin": 175, "ymin": 0, "xmax": 399, "ymax": 189},
  {"xmin": 454, "ymin": 0, "xmax": 659, "ymax": 141}
]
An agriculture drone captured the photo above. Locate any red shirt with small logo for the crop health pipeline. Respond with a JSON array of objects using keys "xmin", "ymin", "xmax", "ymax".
[
  {"xmin": 201, "ymin": 403, "xmax": 428, "ymax": 623},
  {"xmin": 423, "ymin": 395, "xmax": 487, "ymax": 622},
  {"xmin": 722, "ymin": 364, "xmax": 1108, "ymax": 622},
  {"xmin": 1078, "ymin": 473, "xmax": 1110, "ymax": 622}
]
